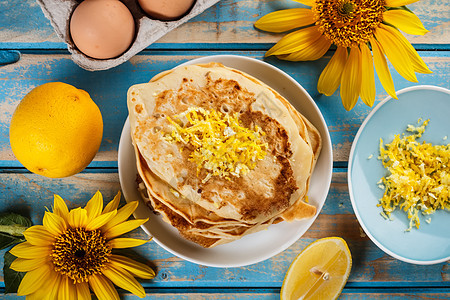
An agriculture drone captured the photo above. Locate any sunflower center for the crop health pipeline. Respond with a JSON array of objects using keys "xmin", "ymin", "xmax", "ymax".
[
  {"xmin": 74, "ymin": 249, "xmax": 86, "ymax": 258},
  {"xmin": 313, "ymin": 0, "xmax": 385, "ymax": 48},
  {"xmin": 51, "ymin": 228, "xmax": 111, "ymax": 283},
  {"xmin": 339, "ymin": 2, "xmax": 355, "ymax": 16}
]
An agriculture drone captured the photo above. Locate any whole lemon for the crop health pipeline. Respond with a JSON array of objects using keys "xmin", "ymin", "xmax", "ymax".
[{"xmin": 9, "ymin": 82, "xmax": 103, "ymax": 178}]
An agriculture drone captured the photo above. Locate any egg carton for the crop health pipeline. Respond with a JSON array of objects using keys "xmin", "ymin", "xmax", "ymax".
[{"xmin": 36, "ymin": 0, "xmax": 220, "ymax": 71}]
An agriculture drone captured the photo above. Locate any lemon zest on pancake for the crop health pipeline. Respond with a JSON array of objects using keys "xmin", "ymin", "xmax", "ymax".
[
  {"xmin": 377, "ymin": 119, "xmax": 450, "ymax": 231},
  {"xmin": 165, "ymin": 107, "xmax": 268, "ymax": 180}
]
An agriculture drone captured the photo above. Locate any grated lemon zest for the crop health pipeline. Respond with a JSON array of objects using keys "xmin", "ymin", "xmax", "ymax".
[
  {"xmin": 377, "ymin": 119, "xmax": 450, "ymax": 231},
  {"xmin": 165, "ymin": 107, "xmax": 268, "ymax": 180}
]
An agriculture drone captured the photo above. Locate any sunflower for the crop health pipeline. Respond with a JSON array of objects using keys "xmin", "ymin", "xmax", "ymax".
[
  {"xmin": 255, "ymin": 0, "xmax": 432, "ymax": 110},
  {"xmin": 9, "ymin": 191, "xmax": 155, "ymax": 300}
]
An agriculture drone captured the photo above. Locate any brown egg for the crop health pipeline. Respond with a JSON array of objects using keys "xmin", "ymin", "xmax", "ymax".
[
  {"xmin": 138, "ymin": 0, "xmax": 195, "ymax": 21},
  {"xmin": 70, "ymin": 0, "xmax": 135, "ymax": 60}
]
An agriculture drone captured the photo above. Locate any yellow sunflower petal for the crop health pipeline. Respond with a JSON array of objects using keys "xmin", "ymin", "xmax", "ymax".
[
  {"xmin": 25, "ymin": 265, "xmax": 58, "ymax": 300},
  {"xmin": 381, "ymin": 24, "xmax": 432, "ymax": 73},
  {"xmin": 101, "ymin": 201, "xmax": 139, "ymax": 233},
  {"xmin": 58, "ymin": 274, "xmax": 77, "ymax": 300},
  {"xmin": 25, "ymin": 286, "xmax": 53, "ymax": 300},
  {"xmin": 89, "ymin": 273, "xmax": 120, "ymax": 300},
  {"xmin": 383, "ymin": 9, "xmax": 428, "ymax": 35},
  {"xmin": 340, "ymin": 47, "xmax": 362, "ymax": 111},
  {"xmin": 384, "ymin": 0, "xmax": 419, "ymax": 6},
  {"xmin": 103, "ymin": 218, "xmax": 148, "ymax": 240},
  {"xmin": 277, "ymin": 35, "xmax": 331, "ymax": 61},
  {"xmin": 53, "ymin": 194, "xmax": 69, "ymax": 221},
  {"xmin": 102, "ymin": 264, "xmax": 146, "ymax": 298},
  {"xmin": 68, "ymin": 282, "xmax": 78, "ymax": 300},
  {"xmin": 75, "ymin": 282, "xmax": 91, "ymax": 300},
  {"xmin": 17, "ymin": 263, "xmax": 52, "ymax": 296},
  {"xmin": 43, "ymin": 269, "xmax": 59, "ymax": 299},
  {"xmin": 24, "ymin": 293, "xmax": 39, "ymax": 300},
  {"xmin": 23, "ymin": 225, "xmax": 55, "ymax": 246},
  {"xmin": 370, "ymin": 37, "xmax": 398, "ymax": 99},
  {"xmin": 10, "ymin": 256, "xmax": 49, "ymax": 272},
  {"xmin": 375, "ymin": 24, "xmax": 417, "ymax": 82},
  {"xmin": 85, "ymin": 210, "xmax": 117, "ymax": 231},
  {"xmin": 84, "ymin": 190, "xmax": 104, "ymax": 223},
  {"xmin": 10, "ymin": 242, "xmax": 51, "ymax": 259},
  {"xmin": 110, "ymin": 254, "xmax": 156, "ymax": 279},
  {"xmin": 25, "ymin": 289, "xmax": 51, "ymax": 300},
  {"xmin": 103, "ymin": 191, "xmax": 121, "ymax": 214},
  {"xmin": 292, "ymin": 0, "xmax": 315, "ymax": 6},
  {"xmin": 266, "ymin": 26, "xmax": 322, "ymax": 56},
  {"xmin": 67, "ymin": 207, "xmax": 88, "ymax": 228},
  {"xmin": 255, "ymin": 8, "xmax": 316, "ymax": 33},
  {"xmin": 48, "ymin": 275, "xmax": 63, "ymax": 300},
  {"xmin": 107, "ymin": 238, "xmax": 149, "ymax": 249},
  {"xmin": 43, "ymin": 211, "xmax": 67, "ymax": 236},
  {"xmin": 360, "ymin": 44, "xmax": 376, "ymax": 107},
  {"xmin": 317, "ymin": 46, "xmax": 348, "ymax": 96}
]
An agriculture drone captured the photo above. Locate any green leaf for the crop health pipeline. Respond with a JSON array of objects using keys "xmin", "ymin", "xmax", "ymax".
[
  {"xmin": 3, "ymin": 251, "xmax": 26, "ymax": 294},
  {"xmin": 0, "ymin": 213, "xmax": 31, "ymax": 250},
  {"xmin": 0, "ymin": 212, "xmax": 32, "ymax": 228},
  {"xmin": 0, "ymin": 232, "xmax": 25, "ymax": 250}
]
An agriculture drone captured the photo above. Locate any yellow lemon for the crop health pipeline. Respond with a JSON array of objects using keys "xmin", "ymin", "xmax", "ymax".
[
  {"xmin": 9, "ymin": 82, "xmax": 103, "ymax": 178},
  {"xmin": 281, "ymin": 237, "xmax": 352, "ymax": 300}
]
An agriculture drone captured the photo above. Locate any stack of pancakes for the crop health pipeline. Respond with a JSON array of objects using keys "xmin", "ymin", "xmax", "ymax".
[{"xmin": 127, "ymin": 62, "xmax": 322, "ymax": 248}]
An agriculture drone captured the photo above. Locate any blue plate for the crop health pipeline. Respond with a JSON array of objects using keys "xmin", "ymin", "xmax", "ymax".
[{"xmin": 348, "ymin": 85, "xmax": 450, "ymax": 265}]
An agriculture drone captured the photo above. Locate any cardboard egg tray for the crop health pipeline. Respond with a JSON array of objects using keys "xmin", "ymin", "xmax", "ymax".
[{"xmin": 36, "ymin": 0, "xmax": 220, "ymax": 71}]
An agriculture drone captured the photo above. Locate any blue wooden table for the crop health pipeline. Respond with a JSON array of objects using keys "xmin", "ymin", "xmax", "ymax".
[{"xmin": 0, "ymin": 0, "xmax": 449, "ymax": 299}]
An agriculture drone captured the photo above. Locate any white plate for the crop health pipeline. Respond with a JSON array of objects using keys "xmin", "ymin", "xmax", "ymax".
[{"xmin": 118, "ymin": 55, "xmax": 332, "ymax": 267}]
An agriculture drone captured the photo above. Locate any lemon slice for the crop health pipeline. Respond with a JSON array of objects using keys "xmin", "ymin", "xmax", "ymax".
[{"xmin": 281, "ymin": 237, "xmax": 352, "ymax": 300}]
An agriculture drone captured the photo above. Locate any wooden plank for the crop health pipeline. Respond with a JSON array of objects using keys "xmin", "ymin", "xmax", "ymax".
[
  {"xmin": 0, "ymin": 52, "xmax": 448, "ymax": 166},
  {"xmin": 162, "ymin": 0, "xmax": 450, "ymax": 46},
  {"xmin": 1, "ymin": 291, "xmax": 449, "ymax": 300},
  {"xmin": 0, "ymin": 172, "xmax": 447, "ymax": 288},
  {"xmin": 0, "ymin": 0, "xmax": 448, "ymax": 48}
]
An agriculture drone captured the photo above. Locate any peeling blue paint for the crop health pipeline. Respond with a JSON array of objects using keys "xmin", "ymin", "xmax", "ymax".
[{"xmin": 0, "ymin": 50, "xmax": 20, "ymax": 66}]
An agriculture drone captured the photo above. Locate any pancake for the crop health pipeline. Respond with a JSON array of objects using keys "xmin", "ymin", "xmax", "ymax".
[
  {"xmin": 127, "ymin": 62, "xmax": 321, "ymax": 247},
  {"xmin": 136, "ymin": 146, "xmax": 280, "ymax": 247}
]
